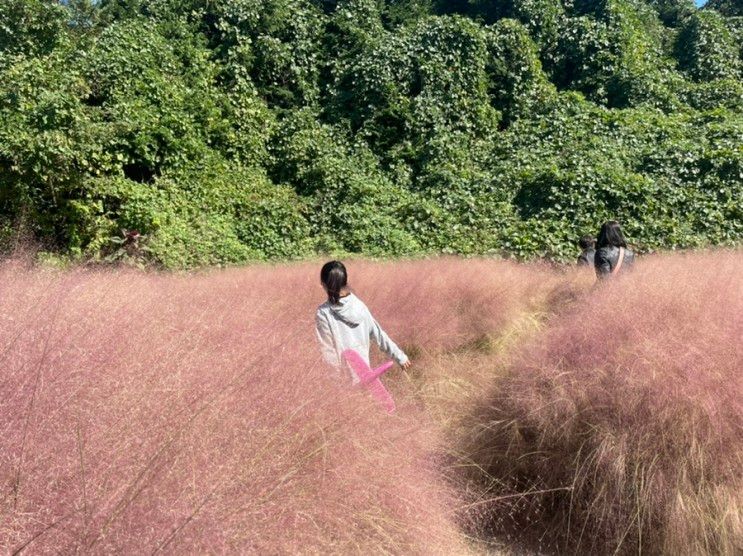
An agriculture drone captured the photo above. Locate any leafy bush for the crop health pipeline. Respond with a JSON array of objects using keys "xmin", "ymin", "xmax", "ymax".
[
  {"xmin": 407, "ymin": 16, "xmax": 500, "ymax": 139},
  {"xmin": 706, "ymin": 0, "xmax": 743, "ymax": 16},
  {"xmin": 511, "ymin": 0, "xmax": 566, "ymax": 71},
  {"xmin": 486, "ymin": 18, "xmax": 556, "ymax": 123},
  {"xmin": 410, "ymin": 132, "xmax": 515, "ymax": 254},
  {"xmin": 646, "ymin": 0, "xmax": 696, "ymax": 26},
  {"xmin": 81, "ymin": 160, "xmax": 312, "ymax": 268},
  {"xmin": 271, "ymin": 111, "xmax": 422, "ymax": 255},
  {"xmin": 201, "ymin": 0, "xmax": 326, "ymax": 108},
  {"xmin": 682, "ymin": 78, "xmax": 743, "ymax": 111},
  {"xmin": 0, "ymin": 0, "xmax": 68, "ymax": 60},
  {"xmin": 83, "ymin": 18, "xmax": 228, "ymax": 177},
  {"xmin": 489, "ymin": 94, "xmax": 743, "ymax": 258},
  {"xmin": 0, "ymin": 48, "xmax": 93, "ymax": 245},
  {"xmin": 676, "ymin": 10, "xmax": 742, "ymax": 82},
  {"xmin": 554, "ymin": 15, "xmax": 615, "ymax": 100}
]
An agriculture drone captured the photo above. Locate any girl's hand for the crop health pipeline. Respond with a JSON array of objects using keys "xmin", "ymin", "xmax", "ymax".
[{"xmin": 400, "ymin": 359, "xmax": 412, "ymax": 370}]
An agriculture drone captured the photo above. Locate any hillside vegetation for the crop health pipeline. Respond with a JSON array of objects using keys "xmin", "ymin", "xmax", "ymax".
[{"xmin": 0, "ymin": 0, "xmax": 741, "ymax": 267}]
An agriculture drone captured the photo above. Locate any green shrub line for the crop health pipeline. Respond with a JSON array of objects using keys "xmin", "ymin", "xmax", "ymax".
[{"xmin": 1, "ymin": 0, "xmax": 741, "ymax": 269}]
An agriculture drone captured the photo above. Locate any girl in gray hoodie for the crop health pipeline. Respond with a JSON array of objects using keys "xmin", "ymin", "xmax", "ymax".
[{"xmin": 315, "ymin": 261, "xmax": 411, "ymax": 384}]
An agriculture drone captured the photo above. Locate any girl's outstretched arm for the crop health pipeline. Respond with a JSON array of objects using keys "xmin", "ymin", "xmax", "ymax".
[{"xmin": 369, "ymin": 315, "xmax": 409, "ymax": 368}]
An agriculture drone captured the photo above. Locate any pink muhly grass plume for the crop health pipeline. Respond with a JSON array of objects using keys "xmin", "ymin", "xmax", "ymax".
[
  {"xmin": 351, "ymin": 257, "xmax": 565, "ymax": 355},
  {"xmin": 0, "ymin": 261, "xmax": 465, "ymax": 554},
  {"xmin": 460, "ymin": 251, "xmax": 743, "ymax": 554}
]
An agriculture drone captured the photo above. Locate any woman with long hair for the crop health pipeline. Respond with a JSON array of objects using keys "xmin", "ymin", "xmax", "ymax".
[
  {"xmin": 315, "ymin": 261, "xmax": 411, "ymax": 383},
  {"xmin": 594, "ymin": 220, "xmax": 636, "ymax": 278}
]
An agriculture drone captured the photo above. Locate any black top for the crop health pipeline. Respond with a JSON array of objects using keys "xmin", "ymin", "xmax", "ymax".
[
  {"xmin": 577, "ymin": 248, "xmax": 596, "ymax": 267},
  {"xmin": 595, "ymin": 246, "xmax": 635, "ymax": 278}
]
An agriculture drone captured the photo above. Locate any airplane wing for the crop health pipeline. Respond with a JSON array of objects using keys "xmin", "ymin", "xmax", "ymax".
[{"xmin": 342, "ymin": 349, "xmax": 396, "ymax": 413}]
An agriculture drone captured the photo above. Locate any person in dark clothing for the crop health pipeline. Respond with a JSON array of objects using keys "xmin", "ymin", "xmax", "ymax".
[
  {"xmin": 594, "ymin": 221, "xmax": 635, "ymax": 278},
  {"xmin": 577, "ymin": 235, "xmax": 596, "ymax": 267}
]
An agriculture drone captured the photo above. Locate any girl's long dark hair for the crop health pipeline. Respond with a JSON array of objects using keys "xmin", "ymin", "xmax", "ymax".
[
  {"xmin": 320, "ymin": 261, "xmax": 347, "ymax": 304},
  {"xmin": 597, "ymin": 220, "xmax": 627, "ymax": 249}
]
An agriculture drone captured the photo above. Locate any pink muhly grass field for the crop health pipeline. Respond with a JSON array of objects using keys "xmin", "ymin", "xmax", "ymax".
[
  {"xmin": 0, "ymin": 261, "xmax": 466, "ymax": 554},
  {"xmin": 461, "ymin": 251, "xmax": 743, "ymax": 554},
  {"xmin": 1, "ymin": 252, "xmax": 741, "ymax": 554}
]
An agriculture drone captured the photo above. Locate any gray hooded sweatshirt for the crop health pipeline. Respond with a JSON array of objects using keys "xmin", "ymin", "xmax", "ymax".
[{"xmin": 315, "ymin": 293, "xmax": 409, "ymax": 384}]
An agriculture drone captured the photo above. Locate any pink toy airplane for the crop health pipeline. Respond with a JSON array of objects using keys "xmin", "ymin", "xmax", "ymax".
[{"xmin": 342, "ymin": 349, "xmax": 396, "ymax": 413}]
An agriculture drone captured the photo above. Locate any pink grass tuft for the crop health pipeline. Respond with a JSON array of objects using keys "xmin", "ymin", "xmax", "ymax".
[
  {"xmin": 0, "ymin": 261, "xmax": 465, "ymax": 554},
  {"xmin": 461, "ymin": 251, "xmax": 743, "ymax": 554}
]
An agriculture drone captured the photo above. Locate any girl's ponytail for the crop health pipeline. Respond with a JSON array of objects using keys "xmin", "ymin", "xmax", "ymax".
[{"xmin": 320, "ymin": 261, "xmax": 347, "ymax": 305}]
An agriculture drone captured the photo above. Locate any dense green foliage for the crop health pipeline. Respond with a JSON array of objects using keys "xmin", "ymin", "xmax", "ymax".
[{"xmin": 0, "ymin": 0, "xmax": 741, "ymax": 267}]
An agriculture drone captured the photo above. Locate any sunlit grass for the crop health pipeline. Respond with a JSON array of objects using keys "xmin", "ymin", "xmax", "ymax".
[{"xmin": 1, "ymin": 251, "xmax": 740, "ymax": 554}]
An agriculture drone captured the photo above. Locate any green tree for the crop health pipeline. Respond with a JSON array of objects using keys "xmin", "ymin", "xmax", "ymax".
[
  {"xmin": 0, "ymin": 49, "xmax": 93, "ymax": 248},
  {"xmin": 84, "ymin": 160, "xmax": 312, "ymax": 268},
  {"xmin": 0, "ymin": 0, "xmax": 68, "ymax": 60},
  {"xmin": 486, "ymin": 18, "xmax": 556, "ymax": 124},
  {"xmin": 676, "ymin": 10, "xmax": 741, "ymax": 81},
  {"xmin": 208, "ymin": 0, "xmax": 326, "ymax": 108},
  {"xmin": 706, "ymin": 0, "xmax": 743, "ymax": 16},
  {"xmin": 407, "ymin": 16, "xmax": 500, "ymax": 140},
  {"xmin": 646, "ymin": 0, "xmax": 696, "ymax": 26},
  {"xmin": 271, "ymin": 110, "xmax": 421, "ymax": 255}
]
